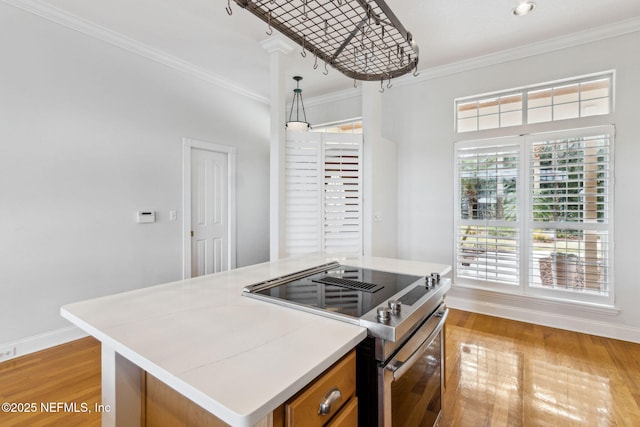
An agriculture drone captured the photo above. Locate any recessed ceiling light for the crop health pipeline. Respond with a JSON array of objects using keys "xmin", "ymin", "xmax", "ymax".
[{"xmin": 513, "ymin": 2, "xmax": 536, "ymax": 16}]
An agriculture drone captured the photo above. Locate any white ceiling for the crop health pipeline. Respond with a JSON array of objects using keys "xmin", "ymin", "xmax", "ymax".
[{"xmin": 25, "ymin": 0, "xmax": 640, "ymax": 99}]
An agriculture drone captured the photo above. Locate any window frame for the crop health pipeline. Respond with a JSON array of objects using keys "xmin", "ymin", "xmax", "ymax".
[
  {"xmin": 453, "ymin": 125, "xmax": 615, "ymax": 307},
  {"xmin": 454, "ymin": 136, "xmax": 524, "ymax": 295},
  {"xmin": 454, "ymin": 71, "xmax": 614, "ymax": 133}
]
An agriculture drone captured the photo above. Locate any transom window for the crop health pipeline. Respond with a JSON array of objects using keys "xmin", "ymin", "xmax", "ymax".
[
  {"xmin": 311, "ymin": 119, "xmax": 363, "ymax": 134},
  {"xmin": 456, "ymin": 72, "xmax": 613, "ymax": 133}
]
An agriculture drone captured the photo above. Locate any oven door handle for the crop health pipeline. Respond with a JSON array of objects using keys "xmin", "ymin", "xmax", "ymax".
[{"xmin": 385, "ymin": 307, "xmax": 448, "ymax": 380}]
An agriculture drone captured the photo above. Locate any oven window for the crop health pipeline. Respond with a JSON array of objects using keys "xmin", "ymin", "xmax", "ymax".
[{"xmin": 391, "ymin": 331, "xmax": 442, "ymax": 426}]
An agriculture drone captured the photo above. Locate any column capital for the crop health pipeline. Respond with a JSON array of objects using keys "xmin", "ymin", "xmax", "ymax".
[{"xmin": 260, "ymin": 35, "xmax": 295, "ymax": 55}]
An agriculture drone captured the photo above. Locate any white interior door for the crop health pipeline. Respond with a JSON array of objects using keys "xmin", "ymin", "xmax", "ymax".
[{"xmin": 191, "ymin": 148, "xmax": 228, "ymax": 277}]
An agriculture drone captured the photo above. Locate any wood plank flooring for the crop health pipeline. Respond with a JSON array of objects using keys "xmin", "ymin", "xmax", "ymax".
[
  {"xmin": 0, "ymin": 337, "xmax": 101, "ymax": 426},
  {"xmin": 440, "ymin": 310, "xmax": 640, "ymax": 427},
  {"xmin": 1, "ymin": 310, "xmax": 639, "ymax": 426}
]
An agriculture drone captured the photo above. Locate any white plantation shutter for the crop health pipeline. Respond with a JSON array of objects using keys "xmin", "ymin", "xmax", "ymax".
[
  {"xmin": 285, "ymin": 133, "xmax": 322, "ymax": 254},
  {"xmin": 454, "ymin": 126, "xmax": 614, "ymax": 303},
  {"xmin": 285, "ymin": 131, "xmax": 363, "ymax": 256},
  {"xmin": 455, "ymin": 141, "xmax": 521, "ymax": 286},
  {"xmin": 323, "ymin": 135, "xmax": 362, "ymax": 254},
  {"xmin": 528, "ymin": 130, "xmax": 613, "ymax": 293}
]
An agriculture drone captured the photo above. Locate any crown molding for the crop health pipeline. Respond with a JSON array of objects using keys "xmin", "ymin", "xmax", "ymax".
[
  {"xmin": 393, "ymin": 16, "xmax": 640, "ymax": 89},
  {"xmin": 1, "ymin": 0, "xmax": 270, "ymax": 104}
]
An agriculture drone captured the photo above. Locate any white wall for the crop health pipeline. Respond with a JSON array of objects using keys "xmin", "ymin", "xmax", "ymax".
[
  {"xmin": 304, "ymin": 91, "xmax": 361, "ymax": 128},
  {"xmin": 383, "ymin": 31, "xmax": 640, "ymax": 341},
  {"xmin": 0, "ymin": 4, "xmax": 270, "ymax": 346},
  {"xmin": 362, "ymin": 82, "xmax": 398, "ymax": 258}
]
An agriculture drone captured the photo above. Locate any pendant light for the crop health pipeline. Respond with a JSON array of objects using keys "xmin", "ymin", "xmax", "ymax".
[{"xmin": 286, "ymin": 76, "xmax": 310, "ymax": 131}]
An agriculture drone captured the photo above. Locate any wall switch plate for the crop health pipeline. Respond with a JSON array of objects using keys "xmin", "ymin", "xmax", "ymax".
[
  {"xmin": 169, "ymin": 210, "xmax": 177, "ymax": 221},
  {"xmin": 373, "ymin": 211, "xmax": 383, "ymax": 222},
  {"xmin": 0, "ymin": 346, "xmax": 16, "ymax": 361}
]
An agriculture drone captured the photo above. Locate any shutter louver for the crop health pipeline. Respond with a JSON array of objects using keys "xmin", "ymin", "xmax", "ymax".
[
  {"xmin": 529, "ymin": 133, "xmax": 611, "ymax": 293},
  {"xmin": 285, "ymin": 134, "xmax": 322, "ymax": 255},
  {"xmin": 323, "ymin": 138, "xmax": 362, "ymax": 254},
  {"xmin": 456, "ymin": 143, "xmax": 520, "ymax": 285},
  {"xmin": 285, "ymin": 132, "xmax": 362, "ymax": 256}
]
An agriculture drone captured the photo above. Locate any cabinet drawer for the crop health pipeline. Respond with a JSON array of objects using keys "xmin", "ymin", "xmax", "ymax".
[
  {"xmin": 326, "ymin": 397, "xmax": 358, "ymax": 427},
  {"xmin": 285, "ymin": 350, "xmax": 356, "ymax": 427}
]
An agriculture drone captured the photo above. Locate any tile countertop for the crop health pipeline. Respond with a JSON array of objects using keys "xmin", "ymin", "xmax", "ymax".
[{"xmin": 61, "ymin": 254, "xmax": 451, "ymax": 427}]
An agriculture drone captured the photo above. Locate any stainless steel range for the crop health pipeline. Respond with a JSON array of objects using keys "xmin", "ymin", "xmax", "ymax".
[{"xmin": 243, "ymin": 261, "xmax": 450, "ymax": 427}]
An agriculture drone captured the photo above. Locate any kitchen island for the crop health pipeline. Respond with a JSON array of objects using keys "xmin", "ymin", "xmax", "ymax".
[{"xmin": 61, "ymin": 254, "xmax": 451, "ymax": 426}]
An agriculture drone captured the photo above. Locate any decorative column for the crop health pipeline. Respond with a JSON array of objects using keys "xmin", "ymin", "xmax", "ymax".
[{"xmin": 260, "ymin": 36, "xmax": 294, "ymax": 261}]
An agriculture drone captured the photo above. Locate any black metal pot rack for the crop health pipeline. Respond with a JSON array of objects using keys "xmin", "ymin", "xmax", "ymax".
[{"xmin": 228, "ymin": 0, "xmax": 419, "ymax": 81}]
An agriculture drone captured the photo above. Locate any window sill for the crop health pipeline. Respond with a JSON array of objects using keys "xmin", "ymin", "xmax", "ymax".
[{"xmin": 450, "ymin": 282, "xmax": 620, "ymax": 316}]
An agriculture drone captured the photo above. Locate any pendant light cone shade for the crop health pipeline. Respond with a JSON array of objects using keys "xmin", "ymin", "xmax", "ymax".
[{"xmin": 286, "ymin": 76, "xmax": 310, "ymax": 131}]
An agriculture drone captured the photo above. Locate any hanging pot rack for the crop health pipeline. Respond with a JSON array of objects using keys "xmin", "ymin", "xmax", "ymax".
[{"xmin": 228, "ymin": 0, "xmax": 419, "ymax": 81}]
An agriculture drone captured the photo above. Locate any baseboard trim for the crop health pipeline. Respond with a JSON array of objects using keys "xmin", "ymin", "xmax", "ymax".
[
  {"xmin": 0, "ymin": 326, "xmax": 88, "ymax": 362},
  {"xmin": 447, "ymin": 293, "xmax": 640, "ymax": 344}
]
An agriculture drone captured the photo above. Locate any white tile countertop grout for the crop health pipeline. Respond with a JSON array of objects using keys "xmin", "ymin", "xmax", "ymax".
[{"xmin": 61, "ymin": 254, "xmax": 451, "ymax": 426}]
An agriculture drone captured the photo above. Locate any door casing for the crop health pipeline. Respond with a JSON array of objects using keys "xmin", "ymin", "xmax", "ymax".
[{"xmin": 182, "ymin": 137, "xmax": 236, "ymax": 279}]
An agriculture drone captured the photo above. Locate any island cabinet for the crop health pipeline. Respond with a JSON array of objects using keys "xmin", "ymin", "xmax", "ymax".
[
  {"xmin": 275, "ymin": 350, "xmax": 357, "ymax": 427},
  {"xmin": 143, "ymin": 349, "xmax": 357, "ymax": 427}
]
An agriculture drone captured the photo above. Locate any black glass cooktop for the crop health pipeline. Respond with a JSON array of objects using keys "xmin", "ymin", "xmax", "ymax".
[{"xmin": 255, "ymin": 265, "xmax": 423, "ymax": 318}]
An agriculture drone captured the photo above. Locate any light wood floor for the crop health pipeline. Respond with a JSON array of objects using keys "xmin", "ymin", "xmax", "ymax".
[
  {"xmin": 0, "ymin": 336, "xmax": 101, "ymax": 426},
  {"xmin": 440, "ymin": 310, "xmax": 640, "ymax": 427},
  {"xmin": 1, "ymin": 310, "xmax": 639, "ymax": 426}
]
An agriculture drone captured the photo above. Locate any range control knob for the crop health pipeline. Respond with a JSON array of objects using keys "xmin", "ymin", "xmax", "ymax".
[
  {"xmin": 425, "ymin": 276, "xmax": 435, "ymax": 288},
  {"xmin": 388, "ymin": 300, "xmax": 402, "ymax": 314},
  {"xmin": 377, "ymin": 306, "xmax": 391, "ymax": 322}
]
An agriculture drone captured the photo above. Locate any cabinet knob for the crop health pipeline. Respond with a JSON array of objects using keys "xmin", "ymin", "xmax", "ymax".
[{"xmin": 318, "ymin": 387, "xmax": 342, "ymax": 416}]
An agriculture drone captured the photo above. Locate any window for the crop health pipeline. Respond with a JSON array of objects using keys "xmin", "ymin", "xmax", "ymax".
[
  {"xmin": 454, "ymin": 126, "xmax": 614, "ymax": 304},
  {"xmin": 457, "ymin": 94, "xmax": 523, "ymax": 133},
  {"xmin": 527, "ymin": 78, "xmax": 611, "ymax": 123},
  {"xmin": 285, "ymin": 131, "xmax": 363, "ymax": 255},
  {"xmin": 528, "ymin": 132, "xmax": 612, "ymax": 294},
  {"xmin": 312, "ymin": 119, "xmax": 363, "ymax": 134},
  {"xmin": 456, "ymin": 141, "xmax": 520, "ymax": 285},
  {"xmin": 455, "ymin": 72, "xmax": 613, "ymax": 133}
]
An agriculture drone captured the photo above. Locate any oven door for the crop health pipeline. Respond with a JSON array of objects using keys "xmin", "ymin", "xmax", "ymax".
[{"xmin": 378, "ymin": 305, "xmax": 448, "ymax": 427}]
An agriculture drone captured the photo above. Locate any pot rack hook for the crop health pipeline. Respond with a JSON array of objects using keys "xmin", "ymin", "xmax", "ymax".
[
  {"xmin": 365, "ymin": 5, "xmax": 373, "ymax": 35},
  {"xmin": 301, "ymin": 35, "xmax": 307, "ymax": 57},
  {"xmin": 266, "ymin": 10, "xmax": 273, "ymax": 35},
  {"xmin": 379, "ymin": 78, "xmax": 384, "ymax": 93},
  {"xmin": 353, "ymin": 79, "xmax": 357, "ymax": 88},
  {"xmin": 302, "ymin": 0, "xmax": 308, "ymax": 20},
  {"xmin": 225, "ymin": 0, "xmax": 233, "ymax": 15},
  {"xmin": 323, "ymin": 60, "xmax": 329, "ymax": 76},
  {"xmin": 381, "ymin": 25, "xmax": 389, "ymax": 49},
  {"xmin": 323, "ymin": 19, "xmax": 329, "ymax": 43},
  {"xmin": 387, "ymin": 75, "xmax": 392, "ymax": 89},
  {"xmin": 413, "ymin": 58, "xmax": 420, "ymax": 77},
  {"xmin": 313, "ymin": 50, "xmax": 319, "ymax": 69}
]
